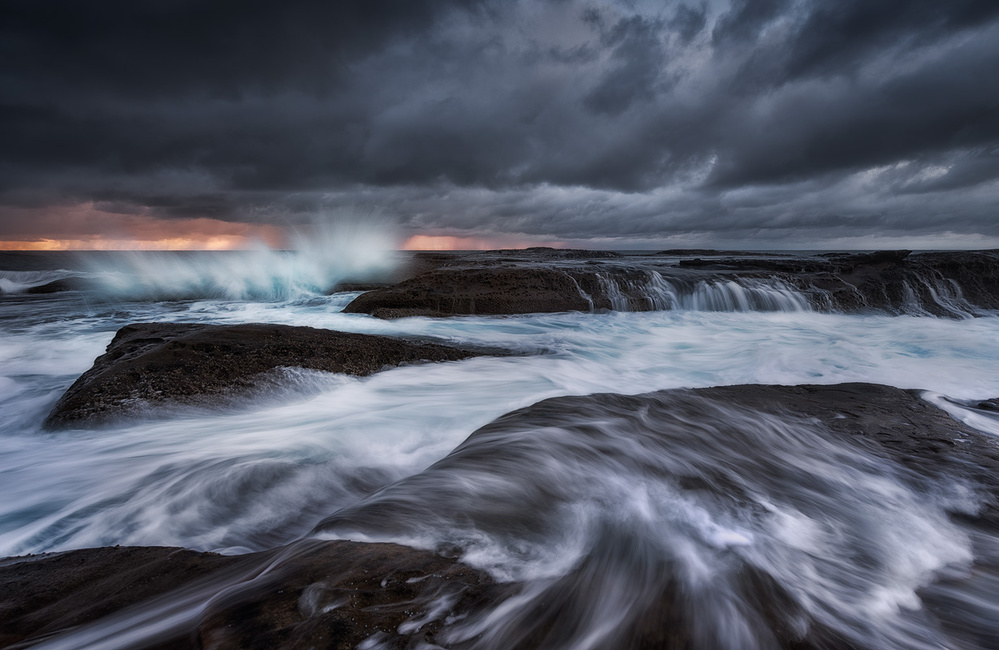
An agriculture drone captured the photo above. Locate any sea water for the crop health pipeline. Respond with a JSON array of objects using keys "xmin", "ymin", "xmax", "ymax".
[{"xmin": 2, "ymin": 249, "xmax": 999, "ymax": 648}]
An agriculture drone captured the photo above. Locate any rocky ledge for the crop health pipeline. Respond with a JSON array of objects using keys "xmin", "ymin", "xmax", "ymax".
[
  {"xmin": 44, "ymin": 323, "xmax": 501, "ymax": 428},
  {"xmin": 343, "ymin": 266, "xmax": 594, "ymax": 318},
  {"xmin": 343, "ymin": 248, "xmax": 999, "ymax": 318}
]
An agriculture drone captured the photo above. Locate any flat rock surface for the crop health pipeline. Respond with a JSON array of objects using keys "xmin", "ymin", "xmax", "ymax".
[{"xmin": 45, "ymin": 323, "xmax": 499, "ymax": 428}]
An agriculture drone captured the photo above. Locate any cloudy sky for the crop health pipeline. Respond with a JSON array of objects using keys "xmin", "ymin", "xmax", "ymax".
[{"xmin": 2, "ymin": 0, "xmax": 998, "ymax": 249}]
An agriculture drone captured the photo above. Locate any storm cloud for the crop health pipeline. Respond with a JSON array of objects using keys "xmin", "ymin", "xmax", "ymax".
[{"xmin": 1, "ymin": 0, "xmax": 998, "ymax": 247}]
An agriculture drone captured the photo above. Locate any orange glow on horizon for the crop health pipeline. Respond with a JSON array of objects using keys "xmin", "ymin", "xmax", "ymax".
[
  {"xmin": 402, "ymin": 235, "xmax": 485, "ymax": 250},
  {"xmin": 2, "ymin": 207, "xmax": 572, "ymax": 252},
  {"xmin": 0, "ymin": 236, "xmax": 261, "ymax": 251},
  {"xmin": 3, "ymin": 233, "xmax": 571, "ymax": 252},
  {"xmin": 0, "ymin": 217, "xmax": 285, "ymax": 251}
]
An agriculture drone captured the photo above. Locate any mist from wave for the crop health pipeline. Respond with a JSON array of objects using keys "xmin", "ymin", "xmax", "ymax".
[{"xmin": 76, "ymin": 218, "xmax": 400, "ymax": 301}]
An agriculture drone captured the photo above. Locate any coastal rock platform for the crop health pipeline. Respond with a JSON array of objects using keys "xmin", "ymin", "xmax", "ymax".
[
  {"xmin": 44, "ymin": 323, "xmax": 502, "ymax": 429},
  {"xmin": 343, "ymin": 248, "xmax": 999, "ymax": 318}
]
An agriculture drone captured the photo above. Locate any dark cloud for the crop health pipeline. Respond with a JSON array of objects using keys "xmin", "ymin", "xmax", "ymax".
[
  {"xmin": 670, "ymin": 4, "xmax": 708, "ymax": 45},
  {"xmin": 708, "ymin": 27, "xmax": 999, "ymax": 186},
  {"xmin": 583, "ymin": 15, "xmax": 668, "ymax": 116},
  {"xmin": 0, "ymin": 0, "xmax": 482, "ymax": 99},
  {"xmin": 784, "ymin": 0, "xmax": 999, "ymax": 81},
  {"xmin": 712, "ymin": 0, "xmax": 791, "ymax": 46},
  {"xmin": 1, "ymin": 0, "xmax": 998, "ymax": 246}
]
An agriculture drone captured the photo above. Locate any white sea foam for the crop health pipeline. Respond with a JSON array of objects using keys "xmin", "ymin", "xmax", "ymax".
[
  {"xmin": 310, "ymin": 393, "xmax": 977, "ymax": 649},
  {"xmin": 0, "ymin": 269, "xmax": 79, "ymax": 294},
  {"xmin": 85, "ymin": 215, "xmax": 398, "ymax": 300},
  {"xmin": 2, "ymin": 278, "xmax": 999, "ymax": 648},
  {"xmin": 4, "ymin": 308, "xmax": 999, "ymax": 556}
]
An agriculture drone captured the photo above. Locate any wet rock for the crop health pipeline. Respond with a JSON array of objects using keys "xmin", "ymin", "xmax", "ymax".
[
  {"xmin": 312, "ymin": 383, "xmax": 999, "ymax": 649},
  {"xmin": 701, "ymin": 383, "xmax": 999, "ymax": 484},
  {"xmin": 0, "ymin": 541, "xmax": 498, "ymax": 650},
  {"xmin": 0, "ymin": 546, "xmax": 237, "ymax": 649},
  {"xmin": 44, "ymin": 323, "xmax": 499, "ymax": 428},
  {"xmin": 492, "ymin": 247, "xmax": 621, "ymax": 260},
  {"xmin": 343, "ymin": 267, "xmax": 593, "ymax": 318},
  {"xmin": 345, "ymin": 249, "xmax": 999, "ymax": 318},
  {"xmin": 327, "ymin": 281, "xmax": 394, "ymax": 292},
  {"xmin": 7, "ymin": 384, "xmax": 999, "ymax": 648},
  {"xmin": 823, "ymin": 249, "xmax": 912, "ymax": 267},
  {"xmin": 198, "ymin": 540, "xmax": 500, "ymax": 650}
]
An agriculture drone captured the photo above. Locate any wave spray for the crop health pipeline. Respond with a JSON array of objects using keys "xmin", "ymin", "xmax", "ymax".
[{"xmin": 89, "ymin": 212, "xmax": 399, "ymax": 301}]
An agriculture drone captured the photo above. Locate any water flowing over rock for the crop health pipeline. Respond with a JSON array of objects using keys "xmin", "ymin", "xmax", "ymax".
[
  {"xmin": 313, "ymin": 383, "xmax": 999, "ymax": 650},
  {"xmin": 0, "ymin": 541, "xmax": 499, "ymax": 650},
  {"xmin": 10, "ymin": 383, "xmax": 996, "ymax": 649},
  {"xmin": 343, "ymin": 249, "xmax": 999, "ymax": 318},
  {"xmin": 44, "ymin": 323, "xmax": 503, "ymax": 429}
]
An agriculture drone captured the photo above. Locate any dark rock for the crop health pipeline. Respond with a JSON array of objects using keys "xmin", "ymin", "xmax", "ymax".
[
  {"xmin": 198, "ymin": 540, "xmax": 500, "ymax": 650},
  {"xmin": 0, "ymin": 546, "xmax": 238, "ymax": 649},
  {"xmin": 8, "ymin": 383, "xmax": 999, "ymax": 648},
  {"xmin": 697, "ymin": 383, "xmax": 999, "ymax": 485},
  {"xmin": 491, "ymin": 247, "xmax": 621, "ymax": 260},
  {"xmin": 344, "ymin": 249, "xmax": 999, "ymax": 318},
  {"xmin": 44, "ymin": 323, "xmax": 498, "ymax": 428},
  {"xmin": 677, "ymin": 256, "xmax": 830, "ymax": 273},
  {"xmin": 343, "ymin": 267, "xmax": 593, "ymax": 318},
  {"xmin": 908, "ymin": 250, "xmax": 999, "ymax": 310},
  {"xmin": 311, "ymin": 383, "xmax": 999, "ymax": 649},
  {"xmin": 315, "ymin": 382, "xmax": 999, "ymax": 542},
  {"xmin": 327, "ymin": 281, "xmax": 393, "ymax": 292},
  {"xmin": 0, "ymin": 540, "xmax": 498, "ymax": 650},
  {"xmin": 0, "ymin": 537, "xmax": 856, "ymax": 649},
  {"xmin": 826, "ymin": 249, "xmax": 912, "ymax": 267}
]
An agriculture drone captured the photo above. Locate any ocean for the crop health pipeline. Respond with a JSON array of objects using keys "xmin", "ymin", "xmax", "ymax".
[{"xmin": 2, "ymin": 248, "xmax": 999, "ymax": 649}]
